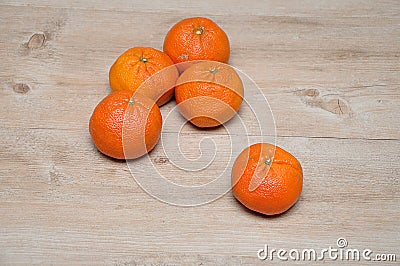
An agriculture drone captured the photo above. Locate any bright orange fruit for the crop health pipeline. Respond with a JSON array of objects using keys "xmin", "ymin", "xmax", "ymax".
[
  {"xmin": 163, "ymin": 17, "xmax": 230, "ymax": 71},
  {"xmin": 232, "ymin": 143, "xmax": 303, "ymax": 215},
  {"xmin": 89, "ymin": 91, "xmax": 162, "ymax": 159},
  {"xmin": 175, "ymin": 61, "xmax": 244, "ymax": 128},
  {"xmin": 109, "ymin": 47, "xmax": 178, "ymax": 106}
]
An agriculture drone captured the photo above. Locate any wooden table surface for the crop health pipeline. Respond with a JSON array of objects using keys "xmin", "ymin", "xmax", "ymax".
[{"xmin": 1, "ymin": 0, "xmax": 399, "ymax": 265}]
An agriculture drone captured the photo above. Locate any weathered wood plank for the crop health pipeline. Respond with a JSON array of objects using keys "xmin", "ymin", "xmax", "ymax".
[
  {"xmin": 0, "ymin": 1, "xmax": 399, "ymax": 264},
  {"xmin": 0, "ymin": 5, "xmax": 399, "ymax": 139},
  {"xmin": 2, "ymin": 0, "xmax": 400, "ymax": 18},
  {"xmin": 0, "ymin": 127, "xmax": 399, "ymax": 263}
]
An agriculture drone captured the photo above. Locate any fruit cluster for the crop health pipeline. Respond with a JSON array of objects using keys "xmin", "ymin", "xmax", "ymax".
[{"xmin": 89, "ymin": 17, "xmax": 303, "ymax": 216}]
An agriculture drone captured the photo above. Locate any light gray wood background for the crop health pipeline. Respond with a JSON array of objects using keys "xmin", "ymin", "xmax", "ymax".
[{"xmin": 0, "ymin": 0, "xmax": 399, "ymax": 265}]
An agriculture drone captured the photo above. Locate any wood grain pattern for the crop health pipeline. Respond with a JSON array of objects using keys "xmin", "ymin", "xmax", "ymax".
[{"xmin": 0, "ymin": 0, "xmax": 399, "ymax": 264}]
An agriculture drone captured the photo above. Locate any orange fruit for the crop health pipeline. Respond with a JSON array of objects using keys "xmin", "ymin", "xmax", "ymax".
[
  {"xmin": 231, "ymin": 143, "xmax": 303, "ymax": 215},
  {"xmin": 109, "ymin": 47, "xmax": 179, "ymax": 106},
  {"xmin": 175, "ymin": 61, "xmax": 243, "ymax": 128},
  {"xmin": 89, "ymin": 90, "xmax": 162, "ymax": 160},
  {"xmin": 163, "ymin": 17, "xmax": 230, "ymax": 71}
]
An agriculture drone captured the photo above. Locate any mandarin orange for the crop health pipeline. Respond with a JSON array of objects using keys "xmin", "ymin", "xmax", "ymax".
[
  {"xmin": 232, "ymin": 143, "xmax": 303, "ymax": 215},
  {"xmin": 89, "ymin": 91, "xmax": 162, "ymax": 159}
]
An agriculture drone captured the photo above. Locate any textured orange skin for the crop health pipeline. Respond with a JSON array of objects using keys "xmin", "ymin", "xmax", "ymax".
[
  {"xmin": 175, "ymin": 61, "xmax": 244, "ymax": 128},
  {"xmin": 163, "ymin": 17, "xmax": 230, "ymax": 72},
  {"xmin": 109, "ymin": 47, "xmax": 178, "ymax": 106},
  {"xmin": 232, "ymin": 143, "xmax": 303, "ymax": 215},
  {"xmin": 89, "ymin": 91, "xmax": 162, "ymax": 160}
]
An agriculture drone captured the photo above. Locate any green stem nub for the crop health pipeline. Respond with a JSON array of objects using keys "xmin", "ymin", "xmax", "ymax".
[
  {"xmin": 265, "ymin": 158, "xmax": 272, "ymax": 165},
  {"xmin": 128, "ymin": 99, "xmax": 135, "ymax": 105},
  {"xmin": 140, "ymin": 57, "xmax": 148, "ymax": 63},
  {"xmin": 194, "ymin": 27, "xmax": 204, "ymax": 35},
  {"xmin": 209, "ymin": 68, "xmax": 218, "ymax": 74}
]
